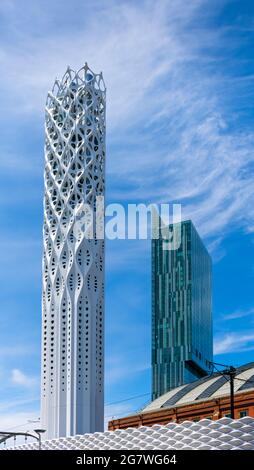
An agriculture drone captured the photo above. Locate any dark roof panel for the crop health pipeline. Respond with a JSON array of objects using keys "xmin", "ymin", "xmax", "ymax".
[
  {"xmin": 162, "ymin": 373, "xmax": 215, "ymax": 408},
  {"xmin": 197, "ymin": 375, "xmax": 228, "ymax": 400},
  {"xmin": 238, "ymin": 373, "xmax": 254, "ymax": 392},
  {"xmin": 143, "ymin": 362, "xmax": 254, "ymax": 412}
]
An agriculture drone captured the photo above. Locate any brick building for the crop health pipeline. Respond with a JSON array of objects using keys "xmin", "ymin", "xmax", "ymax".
[{"xmin": 109, "ymin": 362, "xmax": 254, "ymax": 430}]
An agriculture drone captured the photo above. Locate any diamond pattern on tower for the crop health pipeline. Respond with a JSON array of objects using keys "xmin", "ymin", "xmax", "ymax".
[{"xmin": 41, "ymin": 63, "xmax": 106, "ymax": 438}]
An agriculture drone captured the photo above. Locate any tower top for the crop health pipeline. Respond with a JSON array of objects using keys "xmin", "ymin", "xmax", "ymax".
[{"xmin": 48, "ymin": 63, "xmax": 106, "ymax": 101}]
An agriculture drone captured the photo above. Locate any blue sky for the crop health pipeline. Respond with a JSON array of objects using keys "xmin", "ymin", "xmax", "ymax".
[{"xmin": 0, "ymin": 0, "xmax": 254, "ymax": 432}]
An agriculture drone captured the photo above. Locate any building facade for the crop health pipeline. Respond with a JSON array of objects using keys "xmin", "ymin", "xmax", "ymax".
[
  {"xmin": 41, "ymin": 64, "xmax": 106, "ymax": 439},
  {"xmin": 152, "ymin": 220, "xmax": 212, "ymax": 400},
  {"xmin": 109, "ymin": 362, "xmax": 254, "ymax": 430}
]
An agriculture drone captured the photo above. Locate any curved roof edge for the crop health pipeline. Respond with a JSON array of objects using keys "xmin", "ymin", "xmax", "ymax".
[{"xmin": 143, "ymin": 362, "xmax": 254, "ymax": 412}]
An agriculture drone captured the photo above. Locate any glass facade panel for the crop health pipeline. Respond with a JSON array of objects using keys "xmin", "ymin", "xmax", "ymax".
[{"xmin": 152, "ymin": 220, "xmax": 213, "ymax": 400}]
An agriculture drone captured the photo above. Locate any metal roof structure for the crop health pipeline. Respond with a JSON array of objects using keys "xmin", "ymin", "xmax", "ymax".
[{"xmin": 143, "ymin": 362, "xmax": 254, "ymax": 412}]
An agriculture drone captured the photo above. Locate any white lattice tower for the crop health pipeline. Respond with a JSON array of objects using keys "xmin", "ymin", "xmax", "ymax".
[{"xmin": 41, "ymin": 64, "xmax": 106, "ymax": 439}]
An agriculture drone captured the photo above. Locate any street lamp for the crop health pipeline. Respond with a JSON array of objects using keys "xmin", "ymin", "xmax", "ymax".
[{"xmin": 34, "ymin": 429, "xmax": 46, "ymax": 450}]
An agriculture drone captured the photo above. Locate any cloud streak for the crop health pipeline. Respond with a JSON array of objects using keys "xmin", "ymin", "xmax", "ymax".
[
  {"xmin": 221, "ymin": 307, "xmax": 254, "ymax": 321},
  {"xmin": 11, "ymin": 369, "xmax": 39, "ymax": 389},
  {"xmin": 214, "ymin": 332, "xmax": 254, "ymax": 355},
  {"xmin": 0, "ymin": 0, "xmax": 253, "ymax": 244}
]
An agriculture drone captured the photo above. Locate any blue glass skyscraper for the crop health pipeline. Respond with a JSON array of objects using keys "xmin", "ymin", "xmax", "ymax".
[{"xmin": 152, "ymin": 220, "xmax": 213, "ymax": 400}]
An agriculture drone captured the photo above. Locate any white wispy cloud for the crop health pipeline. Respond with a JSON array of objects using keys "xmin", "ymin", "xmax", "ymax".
[
  {"xmin": 11, "ymin": 369, "xmax": 39, "ymax": 388},
  {"xmin": 0, "ymin": 0, "xmax": 253, "ymax": 243},
  {"xmin": 214, "ymin": 332, "xmax": 254, "ymax": 355},
  {"xmin": 0, "ymin": 0, "xmax": 201, "ymax": 119},
  {"xmin": 221, "ymin": 307, "xmax": 254, "ymax": 321}
]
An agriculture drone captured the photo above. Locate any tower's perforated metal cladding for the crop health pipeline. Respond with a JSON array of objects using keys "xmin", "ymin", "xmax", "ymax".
[{"xmin": 41, "ymin": 64, "xmax": 105, "ymax": 439}]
